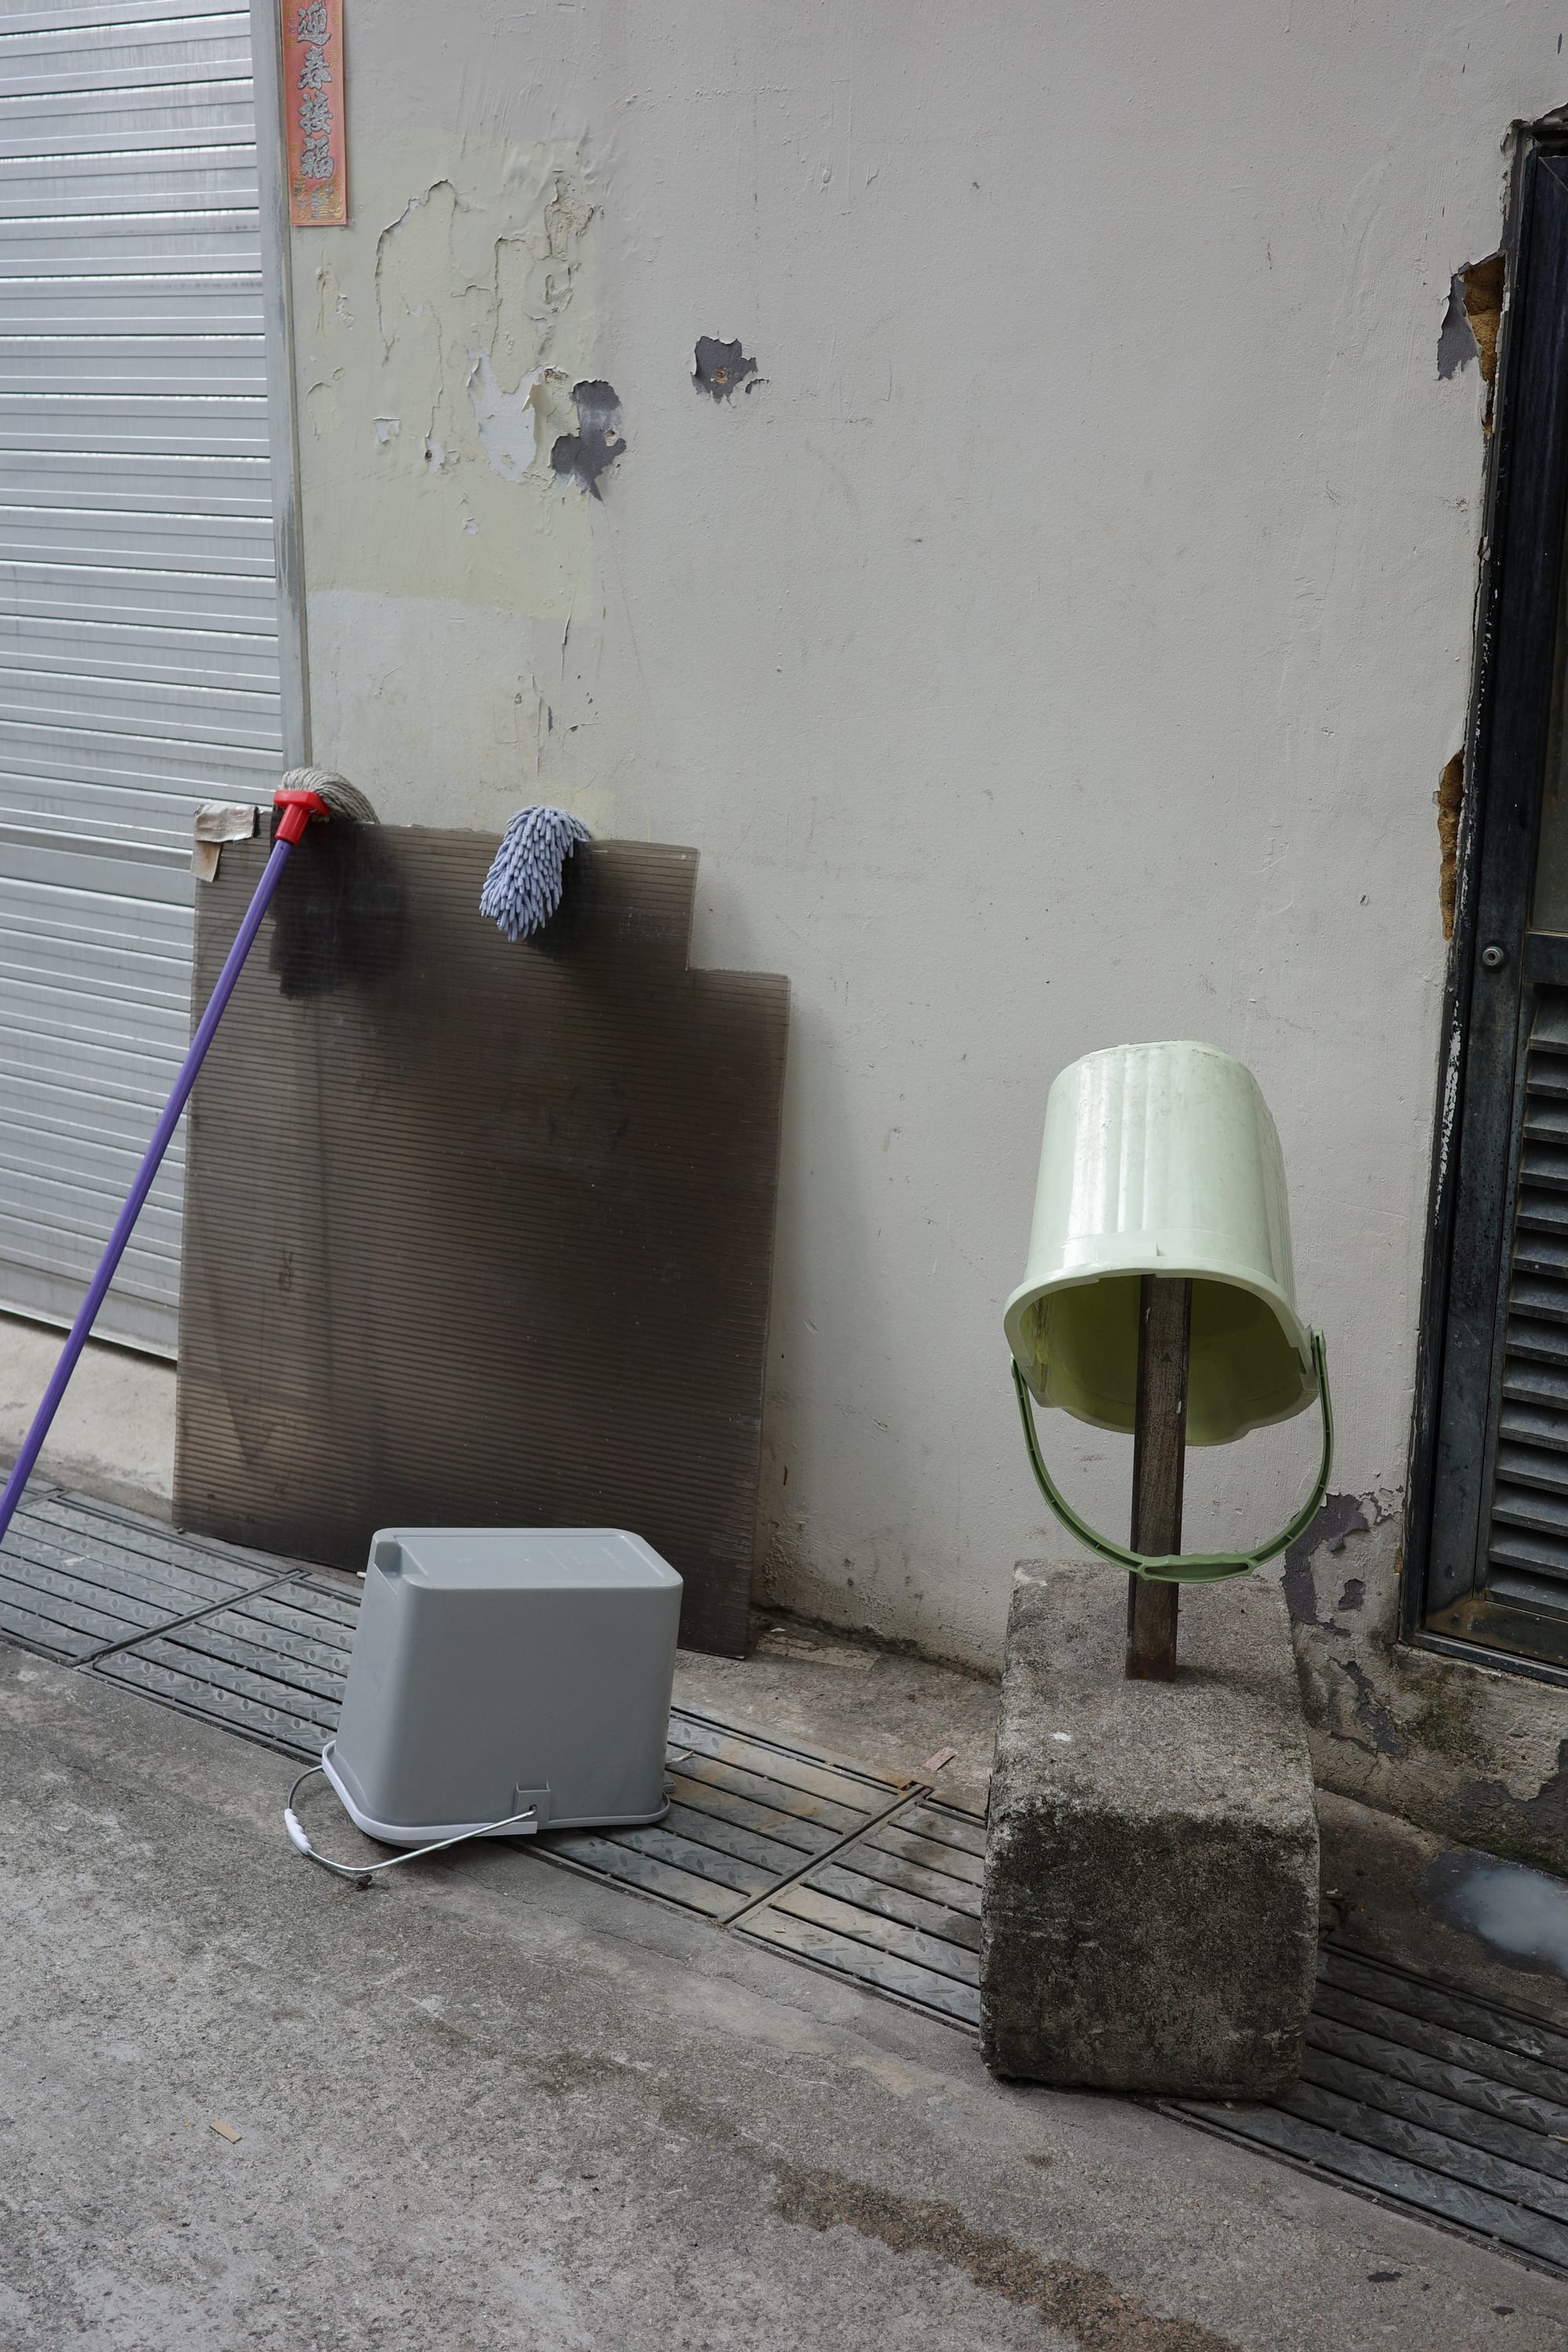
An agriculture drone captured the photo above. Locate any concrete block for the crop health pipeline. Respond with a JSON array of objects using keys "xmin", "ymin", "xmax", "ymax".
[{"xmin": 981, "ymin": 1563, "xmax": 1319, "ymax": 2095}]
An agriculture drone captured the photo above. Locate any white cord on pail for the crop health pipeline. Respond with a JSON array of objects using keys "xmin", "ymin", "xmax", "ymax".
[{"xmin": 285, "ymin": 1764, "xmax": 538, "ymax": 1887}]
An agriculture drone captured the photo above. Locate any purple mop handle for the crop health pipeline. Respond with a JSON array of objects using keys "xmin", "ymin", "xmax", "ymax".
[{"xmin": 0, "ymin": 830, "xmax": 297, "ymax": 1550}]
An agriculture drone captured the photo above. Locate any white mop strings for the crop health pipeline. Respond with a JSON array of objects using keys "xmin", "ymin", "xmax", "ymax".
[{"xmin": 479, "ymin": 805, "xmax": 590, "ymax": 942}]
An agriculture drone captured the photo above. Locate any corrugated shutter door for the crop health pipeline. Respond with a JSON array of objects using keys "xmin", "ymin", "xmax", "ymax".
[{"xmin": 0, "ymin": 0, "xmax": 281, "ymax": 1352}]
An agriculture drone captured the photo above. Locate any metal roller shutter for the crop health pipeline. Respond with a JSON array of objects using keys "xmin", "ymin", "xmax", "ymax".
[{"xmin": 0, "ymin": 0, "xmax": 283, "ymax": 1353}]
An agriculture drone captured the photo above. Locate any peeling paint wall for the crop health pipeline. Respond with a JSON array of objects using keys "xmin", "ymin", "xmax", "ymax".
[
  {"xmin": 280, "ymin": 8, "xmax": 1568, "ymax": 1778},
  {"xmin": 1438, "ymin": 251, "xmax": 1507, "ymax": 428},
  {"xmin": 1436, "ymin": 751, "xmax": 1465, "ymax": 941},
  {"xmin": 292, "ymin": 134, "xmax": 603, "ymax": 831}
]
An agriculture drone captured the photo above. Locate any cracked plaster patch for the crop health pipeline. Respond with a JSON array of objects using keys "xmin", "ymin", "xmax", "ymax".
[{"xmin": 468, "ymin": 352, "xmax": 541, "ymax": 481}]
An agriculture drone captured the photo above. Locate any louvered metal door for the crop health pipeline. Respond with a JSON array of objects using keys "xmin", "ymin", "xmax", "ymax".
[
  {"xmin": 1477, "ymin": 996, "xmax": 1568, "ymax": 1633},
  {"xmin": 1418, "ymin": 148, "xmax": 1568, "ymax": 1671},
  {"xmin": 0, "ymin": 0, "xmax": 285, "ymax": 1353}
]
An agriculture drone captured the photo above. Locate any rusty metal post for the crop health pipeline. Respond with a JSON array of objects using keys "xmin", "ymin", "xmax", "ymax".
[{"xmin": 1126, "ymin": 1273, "xmax": 1192, "ymax": 1680}]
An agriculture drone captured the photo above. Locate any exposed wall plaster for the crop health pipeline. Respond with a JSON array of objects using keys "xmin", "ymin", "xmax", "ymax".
[
  {"xmin": 1281, "ymin": 1490, "xmax": 1374, "ymax": 1625},
  {"xmin": 1436, "ymin": 750, "xmax": 1465, "ymax": 942},
  {"xmin": 550, "ymin": 379, "xmax": 626, "ymax": 498},
  {"xmin": 694, "ymin": 336, "xmax": 760, "ymax": 400},
  {"xmin": 468, "ymin": 352, "xmax": 542, "ymax": 481},
  {"xmin": 1439, "ymin": 251, "xmax": 1507, "ymax": 430}
]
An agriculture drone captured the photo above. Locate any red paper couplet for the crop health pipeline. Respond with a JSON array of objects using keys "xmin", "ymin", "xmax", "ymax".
[{"xmin": 284, "ymin": 0, "xmax": 347, "ymax": 226}]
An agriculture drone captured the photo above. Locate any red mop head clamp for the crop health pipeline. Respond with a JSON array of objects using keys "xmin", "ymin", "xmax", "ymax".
[{"xmin": 273, "ymin": 785, "xmax": 330, "ymax": 844}]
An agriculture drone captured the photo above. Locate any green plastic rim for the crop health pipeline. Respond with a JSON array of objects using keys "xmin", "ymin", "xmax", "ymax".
[{"xmin": 1010, "ymin": 1330, "xmax": 1334, "ymax": 1584}]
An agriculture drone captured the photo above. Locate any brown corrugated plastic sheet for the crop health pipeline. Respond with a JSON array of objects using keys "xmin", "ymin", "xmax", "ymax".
[{"xmin": 173, "ymin": 829, "xmax": 789, "ymax": 1657}]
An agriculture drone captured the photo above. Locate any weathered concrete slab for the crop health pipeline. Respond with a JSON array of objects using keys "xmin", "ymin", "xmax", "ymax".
[{"xmin": 982, "ymin": 1563, "xmax": 1318, "ymax": 2096}]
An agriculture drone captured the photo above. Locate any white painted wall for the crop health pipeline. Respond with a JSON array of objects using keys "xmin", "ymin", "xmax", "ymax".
[{"xmin": 283, "ymin": 1, "xmax": 1566, "ymax": 1666}]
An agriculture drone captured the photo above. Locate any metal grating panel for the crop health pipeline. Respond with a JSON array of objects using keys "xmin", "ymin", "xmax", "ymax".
[
  {"xmin": 92, "ymin": 1572, "xmax": 358, "ymax": 1755},
  {"xmin": 1177, "ymin": 1944, "xmax": 1568, "ymax": 2274},
  {"xmin": 12, "ymin": 1495, "xmax": 1568, "ymax": 2274},
  {"xmin": 0, "ymin": 0, "xmax": 283, "ymax": 1352},
  {"xmin": 540, "ymin": 1711, "xmax": 918, "ymax": 1922},
  {"xmin": 71, "ymin": 1564, "xmax": 983, "ymax": 2017},
  {"xmin": 0, "ymin": 1478, "xmax": 285, "ymax": 1657},
  {"xmin": 41, "ymin": 1528, "xmax": 983, "ymax": 2031},
  {"xmin": 738, "ymin": 1797, "xmax": 984, "ymax": 2027}
]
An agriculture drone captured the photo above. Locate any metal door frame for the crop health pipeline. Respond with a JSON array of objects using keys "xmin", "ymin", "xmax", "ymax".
[
  {"xmin": 251, "ymin": 0, "xmax": 309, "ymax": 771},
  {"xmin": 1406, "ymin": 135, "xmax": 1568, "ymax": 1679}
]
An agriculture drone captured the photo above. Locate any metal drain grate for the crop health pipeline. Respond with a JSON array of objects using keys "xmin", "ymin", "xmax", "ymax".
[
  {"xmin": 0, "ymin": 1496, "xmax": 989, "ymax": 2029},
  {"xmin": 92, "ymin": 1574, "xmax": 359, "ymax": 1758},
  {"xmin": 1176, "ymin": 1943, "xmax": 1568, "ymax": 2274},
  {"xmin": 20, "ymin": 1484, "xmax": 1568, "ymax": 2279},
  {"xmin": 0, "ymin": 1484, "xmax": 289, "ymax": 1662},
  {"xmin": 538, "ymin": 1709, "xmax": 920, "ymax": 1921},
  {"xmin": 738, "ymin": 1796, "xmax": 984, "ymax": 2027},
  {"xmin": 16, "ymin": 1486, "xmax": 1568, "ymax": 2275}
]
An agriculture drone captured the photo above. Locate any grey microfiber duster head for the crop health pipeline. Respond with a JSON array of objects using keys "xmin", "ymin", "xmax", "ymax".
[
  {"xmin": 480, "ymin": 805, "xmax": 590, "ymax": 942},
  {"xmin": 267, "ymin": 767, "xmax": 402, "ymax": 1000}
]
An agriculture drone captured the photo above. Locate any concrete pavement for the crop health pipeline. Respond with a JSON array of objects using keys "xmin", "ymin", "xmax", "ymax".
[{"xmin": 2, "ymin": 1639, "xmax": 1565, "ymax": 2350}]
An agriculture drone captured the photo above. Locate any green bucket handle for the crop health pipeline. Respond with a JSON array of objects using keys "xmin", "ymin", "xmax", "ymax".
[{"xmin": 1010, "ymin": 1329, "xmax": 1334, "ymax": 1584}]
